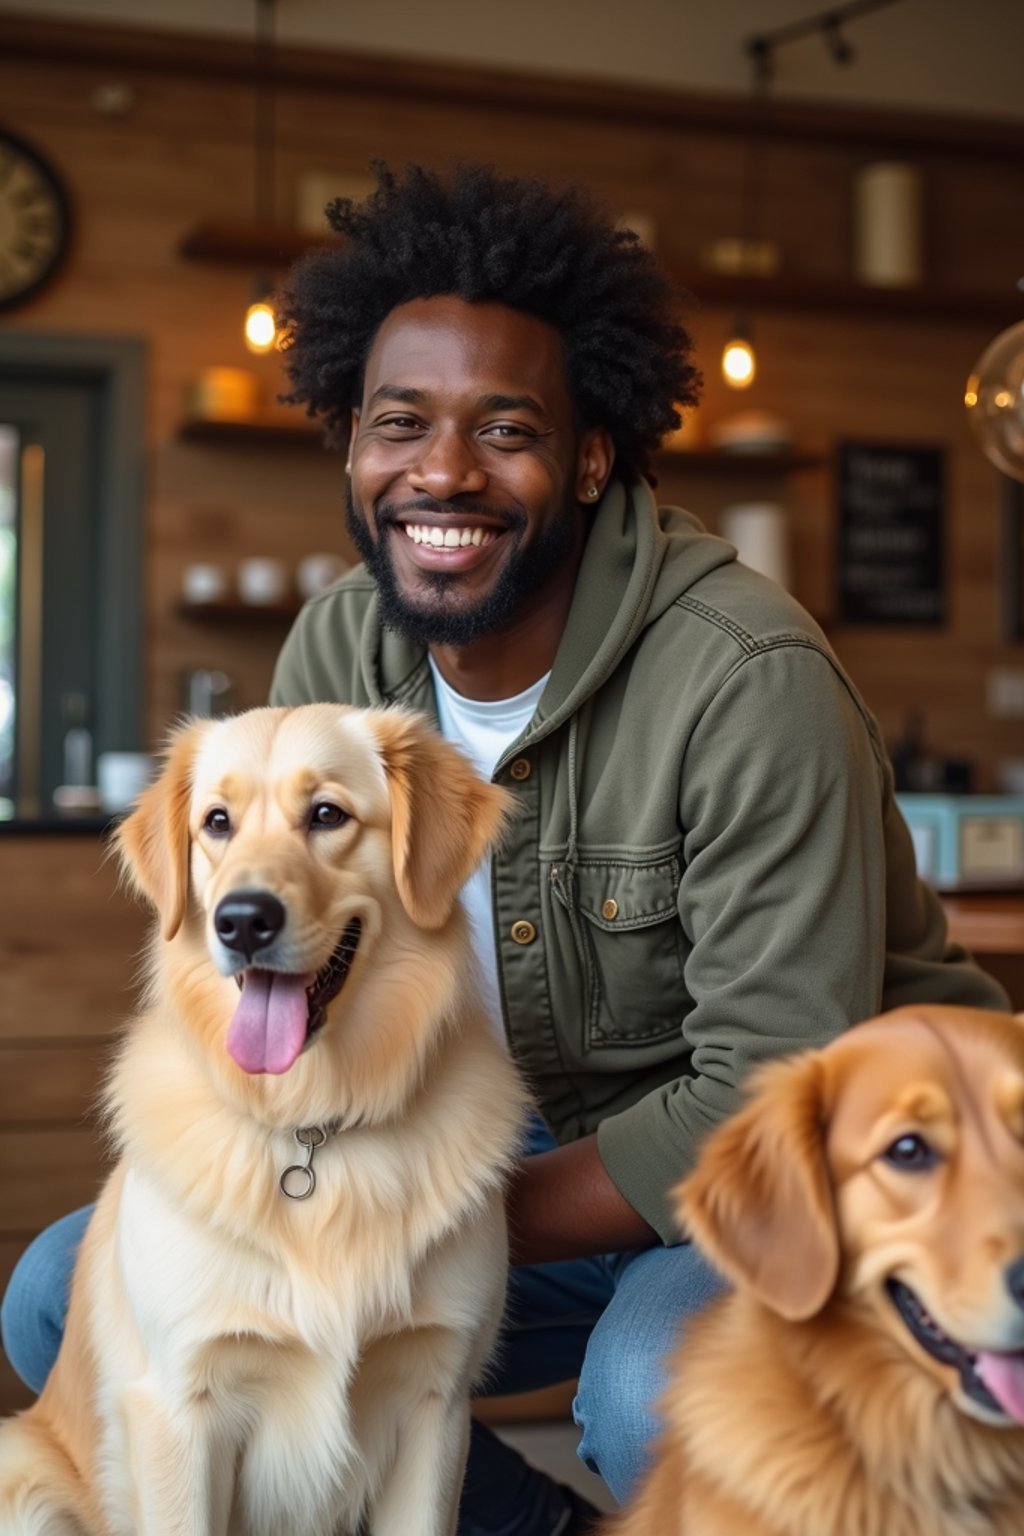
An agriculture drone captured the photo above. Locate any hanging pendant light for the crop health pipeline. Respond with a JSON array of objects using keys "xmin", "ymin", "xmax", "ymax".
[
  {"xmin": 244, "ymin": 0, "xmax": 278, "ymax": 354},
  {"xmin": 245, "ymin": 295, "xmax": 277, "ymax": 354},
  {"xmin": 722, "ymin": 42, "xmax": 770, "ymax": 390},
  {"xmin": 722, "ymin": 326, "xmax": 756, "ymax": 389},
  {"xmin": 720, "ymin": 3, "xmax": 904, "ymax": 390},
  {"xmin": 965, "ymin": 306, "xmax": 1024, "ymax": 483}
]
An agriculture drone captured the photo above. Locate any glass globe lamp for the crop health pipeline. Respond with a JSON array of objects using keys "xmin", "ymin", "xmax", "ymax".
[{"xmin": 965, "ymin": 319, "xmax": 1024, "ymax": 483}]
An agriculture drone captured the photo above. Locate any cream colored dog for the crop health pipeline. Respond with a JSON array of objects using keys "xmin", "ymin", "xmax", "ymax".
[
  {"xmin": 609, "ymin": 1005, "xmax": 1024, "ymax": 1536},
  {"xmin": 0, "ymin": 705, "xmax": 528, "ymax": 1536}
]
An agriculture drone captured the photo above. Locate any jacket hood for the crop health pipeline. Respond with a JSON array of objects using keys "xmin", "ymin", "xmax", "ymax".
[{"xmin": 534, "ymin": 477, "xmax": 735, "ymax": 738}]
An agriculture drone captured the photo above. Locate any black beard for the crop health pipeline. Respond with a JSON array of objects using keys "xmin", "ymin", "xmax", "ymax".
[{"xmin": 344, "ymin": 486, "xmax": 579, "ymax": 647}]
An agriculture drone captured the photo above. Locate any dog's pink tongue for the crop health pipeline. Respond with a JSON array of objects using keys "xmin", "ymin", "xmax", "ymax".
[
  {"xmin": 226, "ymin": 970, "xmax": 310, "ymax": 1075},
  {"xmin": 976, "ymin": 1351, "xmax": 1024, "ymax": 1424}
]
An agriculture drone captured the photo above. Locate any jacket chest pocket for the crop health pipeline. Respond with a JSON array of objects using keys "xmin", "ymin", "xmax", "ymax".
[{"xmin": 550, "ymin": 857, "xmax": 686, "ymax": 1049}]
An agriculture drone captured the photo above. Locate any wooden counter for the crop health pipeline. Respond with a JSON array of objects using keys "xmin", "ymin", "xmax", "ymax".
[
  {"xmin": 940, "ymin": 893, "xmax": 1024, "ymax": 956},
  {"xmin": 940, "ymin": 893, "xmax": 1024, "ymax": 1012}
]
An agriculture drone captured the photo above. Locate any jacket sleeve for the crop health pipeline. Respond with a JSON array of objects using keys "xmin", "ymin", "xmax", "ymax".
[{"xmin": 596, "ymin": 640, "xmax": 1007, "ymax": 1243}]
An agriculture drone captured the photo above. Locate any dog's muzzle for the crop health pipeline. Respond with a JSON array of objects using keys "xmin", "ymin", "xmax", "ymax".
[
  {"xmin": 223, "ymin": 915, "xmax": 362, "ymax": 1076},
  {"xmin": 887, "ymin": 1277, "xmax": 1024, "ymax": 1424}
]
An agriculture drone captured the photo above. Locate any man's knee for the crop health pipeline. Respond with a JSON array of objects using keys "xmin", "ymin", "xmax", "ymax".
[
  {"xmin": 573, "ymin": 1315, "xmax": 663, "ymax": 1503},
  {"xmin": 0, "ymin": 1207, "xmax": 91, "ymax": 1394},
  {"xmin": 571, "ymin": 1243, "xmax": 727, "ymax": 1504}
]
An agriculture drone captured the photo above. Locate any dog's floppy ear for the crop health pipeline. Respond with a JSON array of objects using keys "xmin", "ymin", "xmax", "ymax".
[
  {"xmin": 369, "ymin": 709, "xmax": 517, "ymax": 930},
  {"xmin": 677, "ymin": 1051, "xmax": 838, "ymax": 1320},
  {"xmin": 116, "ymin": 718, "xmax": 209, "ymax": 941}
]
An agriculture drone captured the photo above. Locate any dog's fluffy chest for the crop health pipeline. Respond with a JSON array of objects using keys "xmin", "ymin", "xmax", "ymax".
[{"xmin": 116, "ymin": 1151, "xmax": 462, "ymax": 1360}]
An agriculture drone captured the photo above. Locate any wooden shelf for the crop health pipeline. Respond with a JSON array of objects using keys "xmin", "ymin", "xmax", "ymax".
[
  {"xmin": 673, "ymin": 268, "xmax": 1023, "ymax": 327},
  {"xmin": 176, "ymin": 223, "xmax": 1023, "ymax": 328},
  {"xmin": 177, "ymin": 222, "xmax": 341, "ymax": 266},
  {"xmin": 658, "ymin": 448, "xmax": 824, "ymax": 474},
  {"xmin": 176, "ymin": 599, "xmax": 301, "ymax": 624},
  {"xmin": 178, "ymin": 414, "xmax": 323, "ymax": 446}
]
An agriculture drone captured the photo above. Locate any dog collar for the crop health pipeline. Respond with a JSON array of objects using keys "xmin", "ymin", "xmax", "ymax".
[{"xmin": 279, "ymin": 1121, "xmax": 344, "ymax": 1200}]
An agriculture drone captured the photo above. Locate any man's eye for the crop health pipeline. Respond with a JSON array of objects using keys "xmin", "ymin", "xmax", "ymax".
[
  {"xmin": 378, "ymin": 415, "xmax": 422, "ymax": 432},
  {"xmin": 310, "ymin": 802, "xmax": 350, "ymax": 830},
  {"xmin": 203, "ymin": 807, "xmax": 231, "ymax": 837},
  {"xmin": 486, "ymin": 423, "xmax": 532, "ymax": 441},
  {"xmin": 882, "ymin": 1133, "xmax": 941, "ymax": 1171}
]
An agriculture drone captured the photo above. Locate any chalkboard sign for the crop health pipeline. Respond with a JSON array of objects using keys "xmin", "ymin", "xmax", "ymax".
[{"xmin": 837, "ymin": 442, "xmax": 945, "ymax": 625}]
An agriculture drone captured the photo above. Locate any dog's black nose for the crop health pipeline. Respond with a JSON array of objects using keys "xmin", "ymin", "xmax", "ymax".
[
  {"xmin": 1005, "ymin": 1256, "xmax": 1024, "ymax": 1313},
  {"xmin": 214, "ymin": 890, "xmax": 285, "ymax": 961}
]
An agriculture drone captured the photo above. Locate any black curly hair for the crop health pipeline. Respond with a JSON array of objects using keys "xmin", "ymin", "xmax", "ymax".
[{"xmin": 280, "ymin": 162, "xmax": 700, "ymax": 484}]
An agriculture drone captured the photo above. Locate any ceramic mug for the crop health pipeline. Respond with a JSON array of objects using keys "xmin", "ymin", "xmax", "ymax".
[{"xmin": 237, "ymin": 557, "xmax": 288, "ymax": 606}]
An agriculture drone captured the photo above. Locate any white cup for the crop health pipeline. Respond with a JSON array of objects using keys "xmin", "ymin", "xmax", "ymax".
[
  {"xmin": 181, "ymin": 563, "xmax": 228, "ymax": 604},
  {"xmin": 296, "ymin": 552, "xmax": 348, "ymax": 600},
  {"xmin": 237, "ymin": 557, "xmax": 289, "ymax": 606},
  {"xmin": 97, "ymin": 752, "xmax": 154, "ymax": 814}
]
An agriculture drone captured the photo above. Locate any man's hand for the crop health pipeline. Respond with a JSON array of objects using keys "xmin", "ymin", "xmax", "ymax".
[{"xmin": 506, "ymin": 1132, "xmax": 659, "ymax": 1266}]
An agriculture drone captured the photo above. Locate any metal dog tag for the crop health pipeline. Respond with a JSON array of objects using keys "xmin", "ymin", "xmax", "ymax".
[{"xmin": 279, "ymin": 1124, "xmax": 328, "ymax": 1200}]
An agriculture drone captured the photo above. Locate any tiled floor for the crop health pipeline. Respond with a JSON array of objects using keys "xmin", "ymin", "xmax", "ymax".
[{"xmin": 495, "ymin": 1420, "xmax": 617, "ymax": 1515}]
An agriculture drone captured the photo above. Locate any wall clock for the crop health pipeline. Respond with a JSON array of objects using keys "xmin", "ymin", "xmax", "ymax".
[{"xmin": 0, "ymin": 128, "xmax": 72, "ymax": 312}]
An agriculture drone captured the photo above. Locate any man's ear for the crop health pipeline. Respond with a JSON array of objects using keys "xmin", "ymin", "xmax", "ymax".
[
  {"xmin": 116, "ymin": 719, "xmax": 210, "ymax": 941},
  {"xmin": 676, "ymin": 1051, "xmax": 838, "ymax": 1320},
  {"xmin": 575, "ymin": 425, "xmax": 615, "ymax": 504},
  {"xmin": 368, "ymin": 709, "xmax": 517, "ymax": 931},
  {"xmin": 345, "ymin": 407, "xmax": 360, "ymax": 473}
]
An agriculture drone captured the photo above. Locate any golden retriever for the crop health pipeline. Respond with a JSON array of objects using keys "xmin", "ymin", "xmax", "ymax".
[
  {"xmin": 0, "ymin": 704, "xmax": 528, "ymax": 1536},
  {"xmin": 609, "ymin": 1005, "xmax": 1024, "ymax": 1536}
]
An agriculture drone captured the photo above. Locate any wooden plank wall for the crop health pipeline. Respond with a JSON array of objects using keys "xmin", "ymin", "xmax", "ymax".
[
  {"xmin": 0, "ymin": 17, "xmax": 1021, "ymax": 776},
  {"xmin": 1, "ymin": 18, "xmax": 1023, "ymax": 1414}
]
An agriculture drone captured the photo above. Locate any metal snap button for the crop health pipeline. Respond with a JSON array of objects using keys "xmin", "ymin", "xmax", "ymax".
[
  {"xmin": 601, "ymin": 898, "xmax": 619, "ymax": 921},
  {"xmin": 510, "ymin": 919, "xmax": 537, "ymax": 945},
  {"xmin": 509, "ymin": 758, "xmax": 532, "ymax": 781}
]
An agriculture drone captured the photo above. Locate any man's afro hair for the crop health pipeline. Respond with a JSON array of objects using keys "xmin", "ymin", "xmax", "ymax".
[{"xmin": 280, "ymin": 163, "xmax": 700, "ymax": 484}]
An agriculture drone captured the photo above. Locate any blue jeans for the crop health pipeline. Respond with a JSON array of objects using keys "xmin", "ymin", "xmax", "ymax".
[{"xmin": 1, "ymin": 1127, "xmax": 725, "ymax": 1536}]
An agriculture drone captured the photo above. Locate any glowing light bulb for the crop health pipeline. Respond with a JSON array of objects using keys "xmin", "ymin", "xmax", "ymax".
[
  {"xmin": 965, "ymin": 319, "xmax": 1024, "ymax": 482},
  {"xmin": 245, "ymin": 299, "xmax": 277, "ymax": 354},
  {"xmin": 722, "ymin": 334, "xmax": 756, "ymax": 389}
]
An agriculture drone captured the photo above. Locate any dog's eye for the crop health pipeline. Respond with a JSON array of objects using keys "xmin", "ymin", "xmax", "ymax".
[
  {"xmin": 203, "ymin": 807, "xmax": 231, "ymax": 837},
  {"xmin": 882, "ymin": 1133, "xmax": 940, "ymax": 1170},
  {"xmin": 310, "ymin": 802, "xmax": 350, "ymax": 830}
]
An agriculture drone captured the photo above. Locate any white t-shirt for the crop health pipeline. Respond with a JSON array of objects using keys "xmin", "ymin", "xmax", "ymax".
[{"xmin": 428, "ymin": 657, "xmax": 548, "ymax": 1042}]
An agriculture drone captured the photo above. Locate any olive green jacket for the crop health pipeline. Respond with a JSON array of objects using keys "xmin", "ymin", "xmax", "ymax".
[{"xmin": 270, "ymin": 479, "xmax": 1006, "ymax": 1241}]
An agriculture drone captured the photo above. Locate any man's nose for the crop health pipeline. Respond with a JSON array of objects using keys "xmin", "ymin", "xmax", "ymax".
[{"xmin": 407, "ymin": 429, "xmax": 487, "ymax": 499}]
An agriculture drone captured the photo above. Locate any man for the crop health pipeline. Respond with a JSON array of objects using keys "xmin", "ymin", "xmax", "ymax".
[{"xmin": 2, "ymin": 164, "xmax": 1008, "ymax": 1536}]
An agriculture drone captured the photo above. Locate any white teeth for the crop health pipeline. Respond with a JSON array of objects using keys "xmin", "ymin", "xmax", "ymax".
[{"xmin": 402, "ymin": 524, "xmax": 496, "ymax": 548}]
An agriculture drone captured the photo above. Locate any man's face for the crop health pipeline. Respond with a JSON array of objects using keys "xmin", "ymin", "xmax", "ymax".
[{"xmin": 346, "ymin": 296, "xmax": 603, "ymax": 647}]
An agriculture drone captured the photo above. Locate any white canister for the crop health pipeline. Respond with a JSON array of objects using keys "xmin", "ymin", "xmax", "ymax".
[
  {"xmin": 719, "ymin": 503, "xmax": 791, "ymax": 591},
  {"xmin": 853, "ymin": 161, "xmax": 923, "ymax": 288},
  {"xmin": 97, "ymin": 752, "xmax": 154, "ymax": 814}
]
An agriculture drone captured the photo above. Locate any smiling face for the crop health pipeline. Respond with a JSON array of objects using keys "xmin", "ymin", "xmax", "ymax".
[
  {"xmin": 116, "ymin": 705, "xmax": 514, "ymax": 1118},
  {"xmin": 826, "ymin": 1011, "xmax": 1024, "ymax": 1425},
  {"xmin": 679, "ymin": 1006, "xmax": 1024, "ymax": 1429},
  {"xmin": 346, "ymin": 296, "xmax": 612, "ymax": 664}
]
